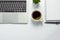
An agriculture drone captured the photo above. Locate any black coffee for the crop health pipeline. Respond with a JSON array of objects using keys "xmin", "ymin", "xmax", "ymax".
[{"xmin": 32, "ymin": 11, "xmax": 41, "ymax": 20}]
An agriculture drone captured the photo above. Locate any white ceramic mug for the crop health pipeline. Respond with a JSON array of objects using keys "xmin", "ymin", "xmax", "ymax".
[{"xmin": 32, "ymin": 10, "xmax": 42, "ymax": 22}]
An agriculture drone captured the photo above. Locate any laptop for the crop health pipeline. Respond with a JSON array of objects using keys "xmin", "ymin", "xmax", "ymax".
[
  {"xmin": 45, "ymin": 0, "xmax": 60, "ymax": 23},
  {"xmin": 0, "ymin": 0, "xmax": 28, "ymax": 24}
]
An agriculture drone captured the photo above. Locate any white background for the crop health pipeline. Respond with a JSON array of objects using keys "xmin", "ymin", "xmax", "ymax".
[{"xmin": 0, "ymin": 0, "xmax": 60, "ymax": 40}]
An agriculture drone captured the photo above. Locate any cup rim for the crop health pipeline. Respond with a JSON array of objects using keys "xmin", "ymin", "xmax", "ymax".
[{"xmin": 32, "ymin": 10, "xmax": 42, "ymax": 22}]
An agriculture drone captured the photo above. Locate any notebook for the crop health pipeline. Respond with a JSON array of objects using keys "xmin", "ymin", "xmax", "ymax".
[
  {"xmin": 45, "ymin": 0, "xmax": 60, "ymax": 23},
  {"xmin": 0, "ymin": 0, "xmax": 28, "ymax": 24}
]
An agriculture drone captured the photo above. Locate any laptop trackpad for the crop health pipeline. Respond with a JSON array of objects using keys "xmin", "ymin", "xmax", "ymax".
[
  {"xmin": 3, "ymin": 13, "xmax": 18, "ymax": 23},
  {"xmin": 2, "ymin": 13, "xmax": 28, "ymax": 24}
]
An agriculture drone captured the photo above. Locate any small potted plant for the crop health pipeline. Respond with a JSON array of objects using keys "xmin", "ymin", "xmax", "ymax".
[
  {"xmin": 33, "ymin": 0, "xmax": 40, "ymax": 4},
  {"xmin": 33, "ymin": 0, "xmax": 40, "ymax": 8}
]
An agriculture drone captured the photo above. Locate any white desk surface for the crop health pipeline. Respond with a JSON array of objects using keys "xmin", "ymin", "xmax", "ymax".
[{"xmin": 0, "ymin": 0, "xmax": 60, "ymax": 40}]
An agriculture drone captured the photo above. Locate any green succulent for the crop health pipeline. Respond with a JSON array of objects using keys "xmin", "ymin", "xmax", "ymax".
[{"xmin": 33, "ymin": 0, "xmax": 40, "ymax": 4}]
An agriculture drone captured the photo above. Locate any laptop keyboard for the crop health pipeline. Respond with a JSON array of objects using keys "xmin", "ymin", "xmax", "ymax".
[{"xmin": 0, "ymin": 1, "xmax": 26, "ymax": 12}]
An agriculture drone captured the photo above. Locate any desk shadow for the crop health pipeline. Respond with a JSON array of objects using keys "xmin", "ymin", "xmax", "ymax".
[
  {"xmin": 31, "ymin": 20, "xmax": 43, "ymax": 27},
  {"xmin": 45, "ymin": 22, "xmax": 60, "ymax": 25}
]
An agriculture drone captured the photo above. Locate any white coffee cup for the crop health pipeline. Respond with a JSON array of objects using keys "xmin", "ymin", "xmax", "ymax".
[{"xmin": 32, "ymin": 10, "xmax": 42, "ymax": 22}]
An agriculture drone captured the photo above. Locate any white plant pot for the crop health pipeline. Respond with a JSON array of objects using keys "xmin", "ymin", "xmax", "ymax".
[{"xmin": 33, "ymin": 3, "xmax": 39, "ymax": 8}]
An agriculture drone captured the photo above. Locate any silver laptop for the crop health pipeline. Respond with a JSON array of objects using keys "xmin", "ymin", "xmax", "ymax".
[{"xmin": 0, "ymin": 0, "xmax": 28, "ymax": 24}]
